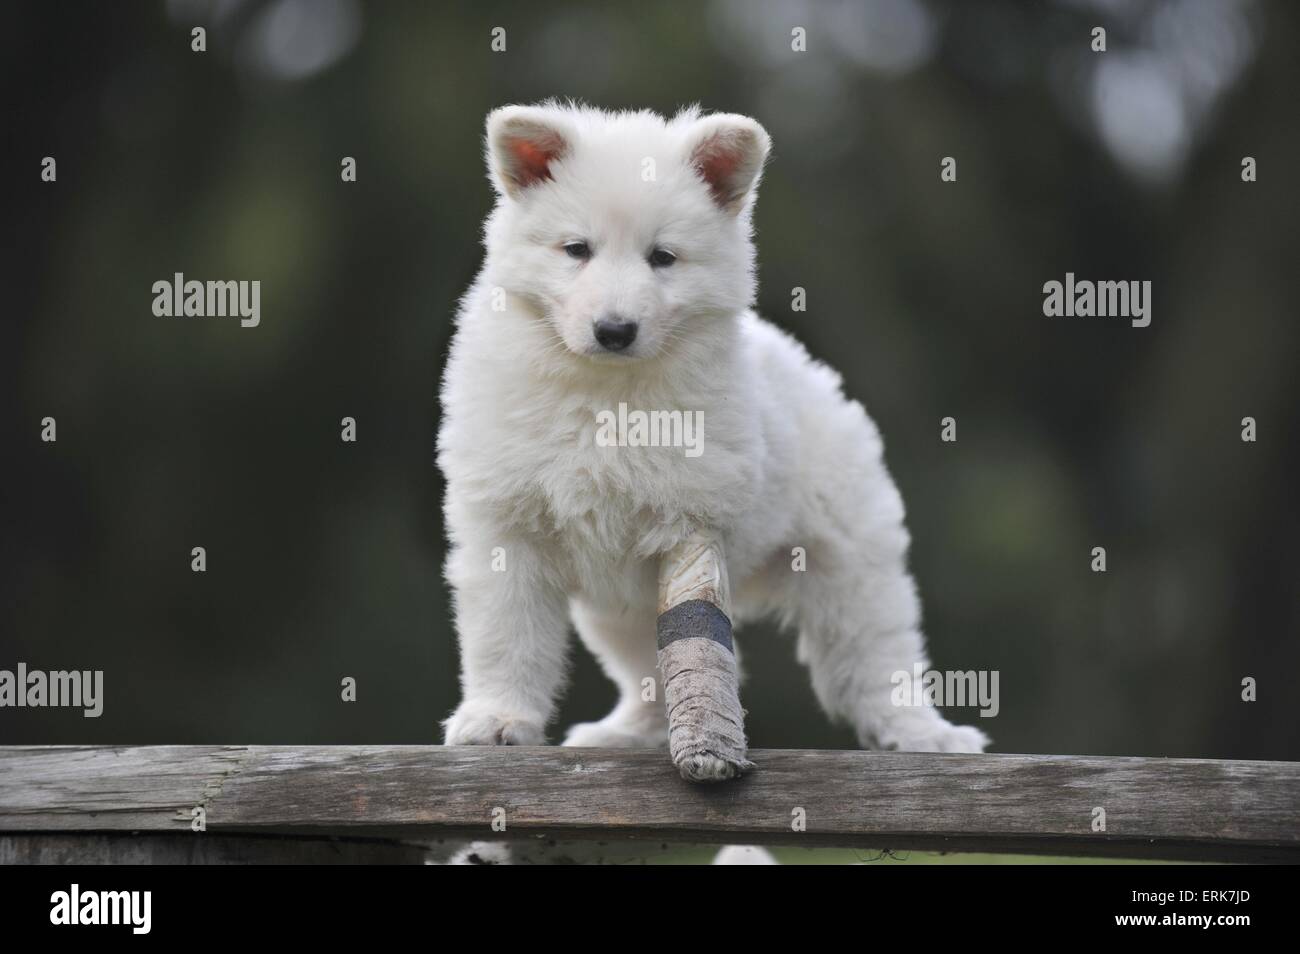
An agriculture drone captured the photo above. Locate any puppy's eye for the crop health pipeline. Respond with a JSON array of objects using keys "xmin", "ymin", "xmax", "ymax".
[
  {"xmin": 563, "ymin": 241, "xmax": 592, "ymax": 261},
  {"xmin": 649, "ymin": 248, "xmax": 676, "ymax": 268}
]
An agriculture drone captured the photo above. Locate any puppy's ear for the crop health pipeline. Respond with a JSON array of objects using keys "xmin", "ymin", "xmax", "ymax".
[
  {"xmin": 685, "ymin": 114, "xmax": 771, "ymax": 214},
  {"xmin": 486, "ymin": 105, "xmax": 574, "ymax": 198}
]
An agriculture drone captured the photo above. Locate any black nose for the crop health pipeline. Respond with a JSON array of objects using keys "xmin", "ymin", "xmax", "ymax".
[{"xmin": 593, "ymin": 317, "xmax": 638, "ymax": 352}]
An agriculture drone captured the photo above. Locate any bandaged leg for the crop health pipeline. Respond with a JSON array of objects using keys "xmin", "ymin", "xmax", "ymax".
[{"xmin": 657, "ymin": 531, "xmax": 752, "ymax": 782}]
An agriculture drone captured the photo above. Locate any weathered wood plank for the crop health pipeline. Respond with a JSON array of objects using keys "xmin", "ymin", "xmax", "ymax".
[
  {"xmin": 0, "ymin": 746, "xmax": 1296, "ymax": 861},
  {"xmin": 0, "ymin": 833, "xmax": 431, "ymax": 865}
]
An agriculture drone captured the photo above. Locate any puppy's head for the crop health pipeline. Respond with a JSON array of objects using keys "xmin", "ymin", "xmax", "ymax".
[{"xmin": 482, "ymin": 103, "xmax": 770, "ymax": 362}]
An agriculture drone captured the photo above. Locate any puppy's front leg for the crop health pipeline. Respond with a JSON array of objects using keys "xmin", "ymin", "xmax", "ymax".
[
  {"xmin": 658, "ymin": 530, "xmax": 753, "ymax": 781},
  {"xmin": 443, "ymin": 536, "xmax": 570, "ymax": 746}
]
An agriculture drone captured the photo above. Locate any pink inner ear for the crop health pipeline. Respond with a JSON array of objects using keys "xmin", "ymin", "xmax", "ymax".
[
  {"xmin": 694, "ymin": 140, "xmax": 744, "ymax": 206},
  {"xmin": 506, "ymin": 134, "xmax": 562, "ymax": 188}
]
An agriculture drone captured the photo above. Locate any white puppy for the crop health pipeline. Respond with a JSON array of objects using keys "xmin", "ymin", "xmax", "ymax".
[{"xmin": 440, "ymin": 103, "xmax": 988, "ymax": 759}]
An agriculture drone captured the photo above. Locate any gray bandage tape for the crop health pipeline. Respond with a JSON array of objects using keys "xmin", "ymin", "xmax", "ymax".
[
  {"xmin": 656, "ymin": 599, "xmax": 734, "ymax": 653},
  {"xmin": 657, "ymin": 601, "xmax": 752, "ymax": 780}
]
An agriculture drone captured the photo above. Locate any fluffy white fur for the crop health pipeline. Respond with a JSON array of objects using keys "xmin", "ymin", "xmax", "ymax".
[{"xmin": 439, "ymin": 102, "xmax": 988, "ymax": 757}]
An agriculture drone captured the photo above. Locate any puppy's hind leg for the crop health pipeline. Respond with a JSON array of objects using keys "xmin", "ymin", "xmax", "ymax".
[
  {"xmin": 793, "ymin": 563, "xmax": 990, "ymax": 754},
  {"xmin": 562, "ymin": 600, "xmax": 668, "ymax": 749}
]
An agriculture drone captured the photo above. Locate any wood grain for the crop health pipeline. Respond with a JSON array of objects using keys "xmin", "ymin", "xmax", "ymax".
[{"xmin": 1, "ymin": 746, "xmax": 1296, "ymax": 861}]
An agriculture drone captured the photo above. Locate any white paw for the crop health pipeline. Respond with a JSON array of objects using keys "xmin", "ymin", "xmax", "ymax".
[
  {"xmin": 675, "ymin": 752, "xmax": 751, "ymax": 782},
  {"xmin": 888, "ymin": 719, "xmax": 990, "ymax": 754},
  {"xmin": 563, "ymin": 718, "xmax": 667, "ymax": 749},
  {"xmin": 712, "ymin": 845, "xmax": 779, "ymax": 865},
  {"xmin": 443, "ymin": 701, "xmax": 544, "ymax": 746},
  {"xmin": 442, "ymin": 842, "xmax": 514, "ymax": 865}
]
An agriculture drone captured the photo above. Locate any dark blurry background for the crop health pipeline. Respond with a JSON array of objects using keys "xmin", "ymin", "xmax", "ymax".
[{"xmin": 3, "ymin": 0, "xmax": 1296, "ymax": 759}]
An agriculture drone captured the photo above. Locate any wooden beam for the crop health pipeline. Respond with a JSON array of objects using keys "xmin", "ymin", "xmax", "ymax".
[
  {"xmin": 0, "ymin": 833, "xmax": 431, "ymax": 865},
  {"xmin": 1, "ymin": 746, "xmax": 1296, "ymax": 862}
]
